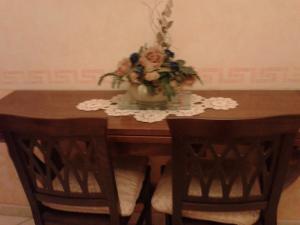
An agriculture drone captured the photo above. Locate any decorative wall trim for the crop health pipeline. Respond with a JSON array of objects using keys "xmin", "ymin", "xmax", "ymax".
[{"xmin": 0, "ymin": 67, "xmax": 299, "ymax": 90}]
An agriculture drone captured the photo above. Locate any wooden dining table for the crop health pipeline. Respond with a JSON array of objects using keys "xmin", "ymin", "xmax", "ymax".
[
  {"xmin": 0, "ymin": 90, "xmax": 300, "ymax": 185},
  {"xmin": 0, "ymin": 90, "xmax": 300, "ymax": 144}
]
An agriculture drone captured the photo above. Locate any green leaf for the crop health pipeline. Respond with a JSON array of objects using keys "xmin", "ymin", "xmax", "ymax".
[
  {"xmin": 112, "ymin": 77, "xmax": 118, "ymax": 88},
  {"xmin": 142, "ymin": 80, "xmax": 156, "ymax": 95},
  {"xmin": 158, "ymin": 67, "xmax": 172, "ymax": 73},
  {"xmin": 194, "ymin": 74, "xmax": 204, "ymax": 85},
  {"xmin": 138, "ymin": 46, "xmax": 144, "ymax": 54},
  {"xmin": 174, "ymin": 71, "xmax": 185, "ymax": 80},
  {"xmin": 159, "ymin": 72, "xmax": 171, "ymax": 80},
  {"xmin": 163, "ymin": 5, "xmax": 172, "ymax": 17},
  {"xmin": 146, "ymin": 85, "xmax": 156, "ymax": 95},
  {"xmin": 98, "ymin": 71, "xmax": 128, "ymax": 89},
  {"xmin": 98, "ymin": 73, "xmax": 119, "ymax": 85},
  {"xmin": 156, "ymin": 32, "xmax": 164, "ymax": 45},
  {"xmin": 160, "ymin": 76, "xmax": 175, "ymax": 101},
  {"xmin": 116, "ymin": 78, "xmax": 123, "ymax": 88},
  {"xmin": 164, "ymin": 84, "xmax": 175, "ymax": 100},
  {"xmin": 180, "ymin": 66, "xmax": 197, "ymax": 75},
  {"xmin": 176, "ymin": 60, "xmax": 186, "ymax": 66},
  {"xmin": 158, "ymin": 19, "xmax": 163, "ymax": 26},
  {"xmin": 167, "ymin": 0, "xmax": 173, "ymax": 9},
  {"xmin": 167, "ymin": 21, "xmax": 173, "ymax": 29},
  {"xmin": 162, "ymin": 42, "xmax": 170, "ymax": 48}
]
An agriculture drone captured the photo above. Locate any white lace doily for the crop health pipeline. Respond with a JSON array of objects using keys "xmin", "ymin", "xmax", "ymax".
[{"xmin": 76, "ymin": 94, "xmax": 238, "ymax": 123}]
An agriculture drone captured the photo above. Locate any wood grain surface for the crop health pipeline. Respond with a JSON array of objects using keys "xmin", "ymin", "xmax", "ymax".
[{"xmin": 0, "ymin": 90, "xmax": 300, "ymax": 143}]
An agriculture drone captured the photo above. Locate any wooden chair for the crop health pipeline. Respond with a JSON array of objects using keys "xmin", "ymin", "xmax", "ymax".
[
  {"xmin": 0, "ymin": 115, "xmax": 152, "ymax": 225},
  {"xmin": 152, "ymin": 116, "xmax": 300, "ymax": 225}
]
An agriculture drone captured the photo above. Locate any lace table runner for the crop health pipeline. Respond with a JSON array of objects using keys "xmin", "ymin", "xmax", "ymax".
[{"xmin": 76, "ymin": 94, "xmax": 238, "ymax": 123}]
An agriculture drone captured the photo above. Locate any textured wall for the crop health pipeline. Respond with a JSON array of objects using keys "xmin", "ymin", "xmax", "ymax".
[{"xmin": 0, "ymin": 0, "xmax": 300, "ymax": 90}]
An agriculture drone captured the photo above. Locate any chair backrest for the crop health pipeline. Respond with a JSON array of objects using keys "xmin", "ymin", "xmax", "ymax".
[
  {"xmin": 0, "ymin": 115, "xmax": 122, "ymax": 224},
  {"xmin": 167, "ymin": 116, "xmax": 300, "ymax": 224}
]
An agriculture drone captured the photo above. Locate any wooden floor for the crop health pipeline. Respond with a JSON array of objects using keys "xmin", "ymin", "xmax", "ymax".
[
  {"xmin": 0, "ymin": 215, "xmax": 32, "ymax": 225},
  {"xmin": 0, "ymin": 213, "xmax": 164, "ymax": 225}
]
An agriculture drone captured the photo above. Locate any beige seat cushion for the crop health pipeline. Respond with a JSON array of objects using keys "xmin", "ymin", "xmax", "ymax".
[
  {"xmin": 152, "ymin": 162, "xmax": 261, "ymax": 225},
  {"xmin": 42, "ymin": 156, "xmax": 148, "ymax": 217}
]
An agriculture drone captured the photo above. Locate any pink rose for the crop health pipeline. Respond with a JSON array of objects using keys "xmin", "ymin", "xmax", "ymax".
[
  {"xmin": 140, "ymin": 46, "xmax": 165, "ymax": 71},
  {"xmin": 115, "ymin": 58, "xmax": 132, "ymax": 76},
  {"xmin": 144, "ymin": 71, "xmax": 160, "ymax": 81}
]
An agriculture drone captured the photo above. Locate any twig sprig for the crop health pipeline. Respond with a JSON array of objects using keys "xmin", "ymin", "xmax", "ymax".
[{"xmin": 156, "ymin": 0, "xmax": 174, "ymax": 49}]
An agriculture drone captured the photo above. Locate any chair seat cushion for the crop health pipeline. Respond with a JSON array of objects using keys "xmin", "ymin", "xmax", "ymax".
[
  {"xmin": 42, "ymin": 156, "xmax": 148, "ymax": 217},
  {"xmin": 152, "ymin": 163, "xmax": 261, "ymax": 225}
]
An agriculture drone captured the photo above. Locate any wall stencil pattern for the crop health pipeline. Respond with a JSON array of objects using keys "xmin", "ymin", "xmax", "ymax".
[{"xmin": 0, "ymin": 67, "xmax": 299, "ymax": 90}]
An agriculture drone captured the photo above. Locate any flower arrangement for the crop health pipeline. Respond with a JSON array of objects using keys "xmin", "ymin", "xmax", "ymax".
[{"xmin": 98, "ymin": 0, "xmax": 202, "ymax": 101}]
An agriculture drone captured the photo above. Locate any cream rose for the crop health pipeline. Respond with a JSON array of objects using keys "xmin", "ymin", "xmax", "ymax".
[
  {"xmin": 140, "ymin": 46, "xmax": 165, "ymax": 71},
  {"xmin": 144, "ymin": 71, "xmax": 160, "ymax": 81},
  {"xmin": 115, "ymin": 58, "xmax": 132, "ymax": 76},
  {"xmin": 129, "ymin": 72, "xmax": 140, "ymax": 83}
]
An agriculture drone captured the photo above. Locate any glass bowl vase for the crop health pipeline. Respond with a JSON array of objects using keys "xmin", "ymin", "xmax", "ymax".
[{"xmin": 127, "ymin": 85, "xmax": 169, "ymax": 109}]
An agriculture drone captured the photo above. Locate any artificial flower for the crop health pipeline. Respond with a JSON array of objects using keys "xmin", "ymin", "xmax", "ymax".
[
  {"xmin": 98, "ymin": 0, "xmax": 202, "ymax": 102},
  {"xmin": 133, "ymin": 65, "xmax": 144, "ymax": 75},
  {"xmin": 184, "ymin": 76, "xmax": 196, "ymax": 86},
  {"xmin": 129, "ymin": 72, "xmax": 140, "ymax": 84},
  {"xmin": 115, "ymin": 58, "xmax": 132, "ymax": 76},
  {"xmin": 140, "ymin": 46, "xmax": 165, "ymax": 70},
  {"xmin": 169, "ymin": 61, "xmax": 180, "ymax": 71},
  {"xmin": 130, "ymin": 53, "xmax": 140, "ymax": 65},
  {"xmin": 165, "ymin": 49, "xmax": 175, "ymax": 58},
  {"xmin": 145, "ymin": 71, "xmax": 160, "ymax": 81}
]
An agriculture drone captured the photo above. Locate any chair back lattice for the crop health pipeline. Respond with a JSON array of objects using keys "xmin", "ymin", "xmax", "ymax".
[
  {"xmin": 0, "ymin": 115, "xmax": 121, "ymax": 217},
  {"xmin": 167, "ymin": 116, "xmax": 300, "ymax": 223}
]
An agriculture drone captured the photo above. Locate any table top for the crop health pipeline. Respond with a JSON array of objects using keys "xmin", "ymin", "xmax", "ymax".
[{"xmin": 0, "ymin": 90, "xmax": 300, "ymax": 142}]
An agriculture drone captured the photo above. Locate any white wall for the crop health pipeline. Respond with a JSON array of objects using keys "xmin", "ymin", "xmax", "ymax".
[{"xmin": 0, "ymin": 0, "xmax": 299, "ymax": 90}]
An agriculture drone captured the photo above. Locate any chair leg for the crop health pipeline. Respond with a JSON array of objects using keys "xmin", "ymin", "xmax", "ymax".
[
  {"xmin": 165, "ymin": 214, "xmax": 172, "ymax": 225},
  {"xmin": 136, "ymin": 184, "xmax": 152, "ymax": 225},
  {"xmin": 264, "ymin": 213, "xmax": 277, "ymax": 225},
  {"xmin": 136, "ymin": 166, "xmax": 153, "ymax": 225},
  {"xmin": 145, "ymin": 204, "xmax": 152, "ymax": 225},
  {"xmin": 145, "ymin": 175, "xmax": 153, "ymax": 225}
]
